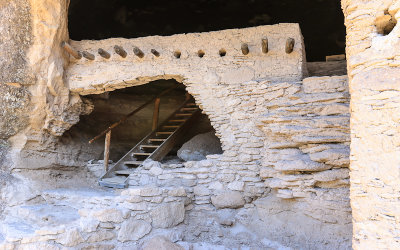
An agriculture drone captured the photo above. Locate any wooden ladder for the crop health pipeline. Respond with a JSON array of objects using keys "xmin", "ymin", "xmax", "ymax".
[{"xmin": 98, "ymin": 99, "xmax": 201, "ymax": 188}]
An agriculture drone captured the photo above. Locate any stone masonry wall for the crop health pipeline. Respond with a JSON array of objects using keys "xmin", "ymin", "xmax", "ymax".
[
  {"xmin": 67, "ymin": 24, "xmax": 307, "ymax": 95},
  {"xmin": 91, "ymin": 75, "xmax": 351, "ymax": 247},
  {"xmin": 342, "ymin": 0, "xmax": 400, "ymax": 249},
  {"xmin": 0, "ymin": 1, "xmax": 354, "ymax": 247}
]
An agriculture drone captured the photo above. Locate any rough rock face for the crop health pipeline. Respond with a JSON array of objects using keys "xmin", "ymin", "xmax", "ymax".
[
  {"xmin": 0, "ymin": 84, "xmax": 30, "ymax": 139},
  {"xmin": 211, "ymin": 191, "xmax": 245, "ymax": 209},
  {"xmin": 258, "ymin": 75, "xmax": 350, "ymax": 199},
  {"xmin": 0, "ymin": 0, "xmax": 32, "ymax": 139},
  {"xmin": 143, "ymin": 236, "xmax": 184, "ymax": 250},
  {"xmin": 342, "ymin": 1, "xmax": 400, "ymax": 249},
  {"xmin": 177, "ymin": 131, "xmax": 223, "ymax": 161},
  {"xmin": 0, "ymin": 0, "xmax": 32, "ymax": 84},
  {"xmin": 118, "ymin": 219, "xmax": 152, "ymax": 242},
  {"xmin": 150, "ymin": 202, "xmax": 185, "ymax": 228}
]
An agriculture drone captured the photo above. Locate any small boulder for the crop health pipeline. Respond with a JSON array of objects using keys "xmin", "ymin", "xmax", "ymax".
[
  {"xmin": 211, "ymin": 191, "xmax": 245, "ymax": 209},
  {"xmin": 177, "ymin": 131, "xmax": 222, "ymax": 161},
  {"xmin": 150, "ymin": 202, "xmax": 185, "ymax": 228},
  {"xmin": 117, "ymin": 219, "xmax": 151, "ymax": 242},
  {"xmin": 143, "ymin": 236, "xmax": 184, "ymax": 250}
]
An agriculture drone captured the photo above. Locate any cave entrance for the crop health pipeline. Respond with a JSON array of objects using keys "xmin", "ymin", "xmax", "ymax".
[
  {"xmin": 68, "ymin": 0, "xmax": 345, "ymax": 62},
  {"xmin": 65, "ymin": 79, "xmax": 222, "ymax": 187}
]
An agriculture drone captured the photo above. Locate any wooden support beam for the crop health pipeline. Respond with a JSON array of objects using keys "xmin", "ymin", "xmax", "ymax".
[
  {"xmin": 285, "ymin": 38, "xmax": 295, "ymax": 54},
  {"xmin": 114, "ymin": 45, "xmax": 127, "ymax": 58},
  {"xmin": 61, "ymin": 41, "xmax": 81, "ymax": 59},
  {"xmin": 173, "ymin": 51, "xmax": 181, "ymax": 58},
  {"xmin": 152, "ymin": 98, "xmax": 161, "ymax": 131},
  {"xmin": 82, "ymin": 51, "xmax": 95, "ymax": 60},
  {"xmin": 241, "ymin": 43, "xmax": 249, "ymax": 55},
  {"xmin": 98, "ymin": 48, "xmax": 111, "ymax": 59},
  {"xmin": 197, "ymin": 50, "xmax": 205, "ymax": 58},
  {"xmin": 262, "ymin": 38, "xmax": 268, "ymax": 54},
  {"xmin": 133, "ymin": 47, "xmax": 144, "ymax": 58},
  {"xmin": 151, "ymin": 49, "xmax": 160, "ymax": 57},
  {"xmin": 104, "ymin": 131, "xmax": 111, "ymax": 173}
]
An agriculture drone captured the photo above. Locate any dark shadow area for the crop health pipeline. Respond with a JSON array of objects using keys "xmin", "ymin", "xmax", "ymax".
[
  {"xmin": 59, "ymin": 80, "xmax": 222, "ymax": 163},
  {"xmin": 68, "ymin": 0, "xmax": 345, "ymax": 61}
]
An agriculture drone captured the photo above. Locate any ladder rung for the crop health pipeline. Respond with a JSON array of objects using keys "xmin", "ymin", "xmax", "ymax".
[
  {"xmin": 156, "ymin": 131, "xmax": 174, "ymax": 136},
  {"xmin": 115, "ymin": 170, "xmax": 135, "ymax": 175},
  {"xmin": 101, "ymin": 176, "xmax": 126, "ymax": 184},
  {"xmin": 181, "ymin": 107, "xmax": 198, "ymax": 111},
  {"xmin": 140, "ymin": 145, "xmax": 159, "ymax": 149},
  {"xmin": 169, "ymin": 119, "xmax": 186, "ymax": 123},
  {"xmin": 124, "ymin": 161, "xmax": 143, "ymax": 165},
  {"xmin": 132, "ymin": 153, "xmax": 151, "ymax": 156},
  {"xmin": 175, "ymin": 113, "xmax": 192, "ymax": 117},
  {"xmin": 163, "ymin": 125, "xmax": 180, "ymax": 129},
  {"xmin": 148, "ymin": 138, "xmax": 166, "ymax": 142},
  {"xmin": 186, "ymin": 103, "xmax": 196, "ymax": 107}
]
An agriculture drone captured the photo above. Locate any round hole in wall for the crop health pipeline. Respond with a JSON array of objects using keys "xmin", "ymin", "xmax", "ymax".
[
  {"xmin": 174, "ymin": 50, "xmax": 181, "ymax": 58},
  {"xmin": 219, "ymin": 49, "xmax": 226, "ymax": 57},
  {"xmin": 197, "ymin": 50, "xmax": 205, "ymax": 58}
]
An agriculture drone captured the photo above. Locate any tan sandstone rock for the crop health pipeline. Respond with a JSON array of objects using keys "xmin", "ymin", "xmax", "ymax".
[
  {"xmin": 117, "ymin": 219, "xmax": 152, "ymax": 242},
  {"xmin": 142, "ymin": 236, "xmax": 184, "ymax": 250},
  {"xmin": 211, "ymin": 191, "xmax": 245, "ymax": 209},
  {"xmin": 150, "ymin": 202, "xmax": 185, "ymax": 228}
]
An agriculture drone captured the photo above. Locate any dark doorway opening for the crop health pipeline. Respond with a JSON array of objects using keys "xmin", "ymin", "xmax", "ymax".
[{"xmin": 60, "ymin": 80, "xmax": 222, "ymax": 166}]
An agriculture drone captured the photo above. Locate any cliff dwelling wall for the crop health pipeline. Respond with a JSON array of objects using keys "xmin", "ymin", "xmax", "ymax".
[{"xmin": 0, "ymin": 0, "xmax": 398, "ymax": 249}]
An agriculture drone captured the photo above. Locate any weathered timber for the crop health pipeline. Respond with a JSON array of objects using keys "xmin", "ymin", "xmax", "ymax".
[
  {"xmin": 198, "ymin": 50, "xmax": 205, "ymax": 58},
  {"xmin": 98, "ymin": 48, "xmax": 111, "ymax": 59},
  {"xmin": 82, "ymin": 51, "xmax": 95, "ymax": 60},
  {"xmin": 285, "ymin": 38, "xmax": 295, "ymax": 54},
  {"xmin": 104, "ymin": 131, "xmax": 111, "ymax": 172},
  {"xmin": 61, "ymin": 41, "xmax": 82, "ymax": 59},
  {"xmin": 241, "ymin": 43, "xmax": 249, "ymax": 55},
  {"xmin": 152, "ymin": 98, "xmax": 161, "ymax": 131},
  {"xmin": 174, "ymin": 51, "xmax": 181, "ymax": 58},
  {"xmin": 151, "ymin": 49, "xmax": 160, "ymax": 57},
  {"xmin": 133, "ymin": 47, "xmax": 144, "ymax": 58},
  {"xmin": 114, "ymin": 45, "xmax": 127, "ymax": 58},
  {"xmin": 262, "ymin": 38, "xmax": 268, "ymax": 53}
]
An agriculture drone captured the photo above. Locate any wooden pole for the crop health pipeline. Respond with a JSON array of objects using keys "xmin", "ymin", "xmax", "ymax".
[
  {"xmin": 285, "ymin": 38, "xmax": 295, "ymax": 54},
  {"xmin": 241, "ymin": 43, "xmax": 249, "ymax": 55},
  {"xmin": 262, "ymin": 38, "xmax": 268, "ymax": 54},
  {"xmin": 61, "ymin": 41, "xmax": 82, "ymax": 59},
  {"xmin": 104, "ymin": 131, "xmax": 111, "ymax": 172},
  {"xmin": 151, "ymin": 49, "xmax": 160, "ymax": 57},
  {"xmin": 185, "ymin": 92, "xmax": 191, "ymax": 101},
  {"xmin": 114, "ymin": 45, "xmax": 127, "ymax": 58},
  {"xmin": 152, "ymin": 98, "xmax": 161, "ymax": 131},
  {"xmin": 133, "ymin": 47, "xmax": 145, "ymax": 58},
  {"xmin": 174, "ymin": 51, "xmax": 181, "ymax": 58},
  {"xmin": 98, "ymin": 48, "xmax": 111, "ymax": 59},
  {"xmin": 82, "ymin": 51, "xmax": 95, "ymax": 60}
]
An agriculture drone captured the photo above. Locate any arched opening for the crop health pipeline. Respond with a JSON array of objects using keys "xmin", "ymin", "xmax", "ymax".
[{"xmin": 59, "ymin": 79, "xmax": 222, "ymax": 179}]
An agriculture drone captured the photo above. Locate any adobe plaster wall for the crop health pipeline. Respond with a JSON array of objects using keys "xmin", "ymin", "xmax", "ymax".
[
  {"xmin": 342, "ymin": 0, "xmax": 400, "ymax": 249},
  {"xmin": 67, "ymin": 24, "xmax": 307, "ymax": 95}
]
